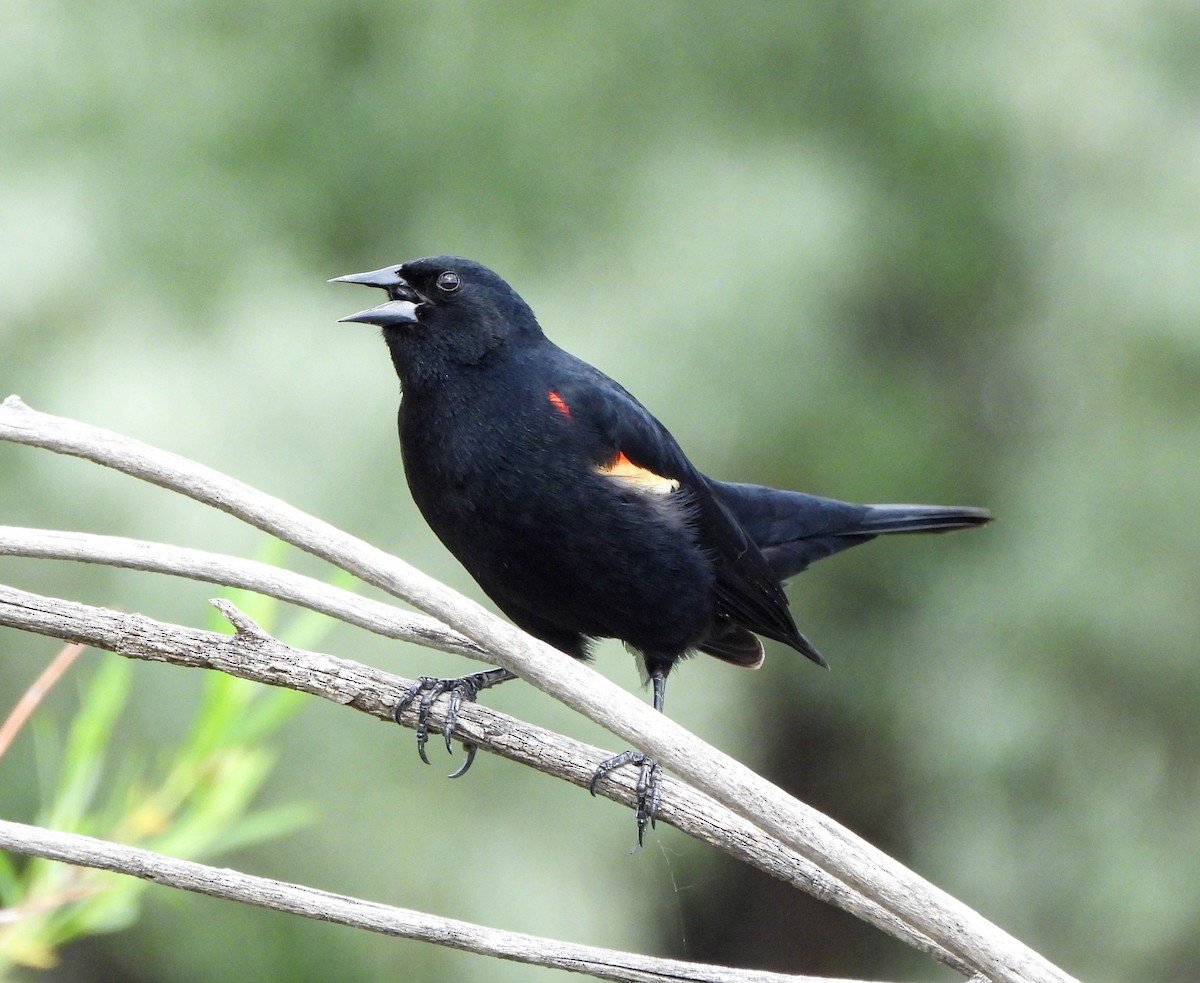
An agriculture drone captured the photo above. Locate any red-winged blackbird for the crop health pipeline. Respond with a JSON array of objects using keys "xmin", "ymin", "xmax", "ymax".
[{"xmin": 332, "ymin": 256, "xmax": 990, "ymax": 841}]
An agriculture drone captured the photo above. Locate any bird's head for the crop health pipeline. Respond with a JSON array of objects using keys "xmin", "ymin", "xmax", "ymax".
[{"xmin": 331, "ymin": 256, "xmax": 542, "ymax": 389}]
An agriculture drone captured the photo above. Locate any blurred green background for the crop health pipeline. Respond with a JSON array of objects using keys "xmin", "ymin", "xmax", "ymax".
[{"xmin": 2, "ymin": 2, "xmax": 1198, "ymax": 981}]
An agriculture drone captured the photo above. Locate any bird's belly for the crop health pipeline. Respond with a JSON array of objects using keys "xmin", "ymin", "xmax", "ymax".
[{"xmin": 415, "ymin": 460, "xmax": 715, "ymax": 652}]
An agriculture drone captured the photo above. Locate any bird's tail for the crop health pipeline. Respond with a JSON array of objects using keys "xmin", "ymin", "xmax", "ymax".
[
  {"xmin": 853, "ymin": 503, "xmax": 993, "ymax": 535},
  {"xmin": 710, "ymin": 480, "xmax": 991, "ymax": 581}
]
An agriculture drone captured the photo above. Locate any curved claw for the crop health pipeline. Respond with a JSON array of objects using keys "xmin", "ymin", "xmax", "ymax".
[
  {"xmin": 448, "ymin": 743, "xmax": 477, "ymax": 779},
  {"xmin": 416, "ymin": 730, "xmax": 431, "ymax": 766},
  {"xmin": 443, "ymin": 674, "xmax": 482, "ymax": 754},
  {"xmin": 590, "ymin": 749, "xmax": 663, "ymax": 846},
  {"xmin": 418, "ymin": 682, "xmax": 445, "ymax": 765}
]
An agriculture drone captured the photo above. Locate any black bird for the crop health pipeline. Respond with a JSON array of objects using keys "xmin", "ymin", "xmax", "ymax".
[{"xmin": 332, "ymin": 256, "xmax": 990, "ymax": 841}]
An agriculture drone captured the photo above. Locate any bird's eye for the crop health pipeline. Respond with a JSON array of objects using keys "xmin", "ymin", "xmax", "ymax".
[{"xmin": 436, "ymin": 271, "xmax": 460, "ymax": 293}]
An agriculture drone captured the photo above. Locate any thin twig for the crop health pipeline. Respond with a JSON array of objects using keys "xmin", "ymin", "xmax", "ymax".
[
  {"xmin": 0, "ymin": 642, "xmax": 85, "ymax": 760},
  {"xmin": 0, "ymin": 396, "xmax": 1077, "ymax": 983}
]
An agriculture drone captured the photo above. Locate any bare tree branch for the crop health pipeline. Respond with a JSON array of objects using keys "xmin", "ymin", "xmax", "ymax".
[
  {"xmin": 0, "ymin": 396, "xmax": 1078, "ymax": 983},
  {"xmin": 0, "ymin": 524, "xmax": 483, "ymax": 658},
  {"xmin": 0, "ymin": 581, "xmax": 974, "ymax": 976},
  {"xmin": 0, "ymin": 818, "xmax": 908, "ymax": 983}
]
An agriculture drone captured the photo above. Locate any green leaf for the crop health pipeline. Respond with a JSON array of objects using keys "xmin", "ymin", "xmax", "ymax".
[{"xmin": 42, "ymin": 658, "xmax": 131, "ymax": 832}]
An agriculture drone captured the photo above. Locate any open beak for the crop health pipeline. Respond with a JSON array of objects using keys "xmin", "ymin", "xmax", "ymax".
[
  {"xmin": 331, "ymin": 265, "xmax": 424, "ymax": 326},
  {"xmin": 338, "ymin": 299, "xmax": 420, "ymax": 327},
  {"xmin": 328, "ymin": 266, "xmax": 407, "ymax": 291}
]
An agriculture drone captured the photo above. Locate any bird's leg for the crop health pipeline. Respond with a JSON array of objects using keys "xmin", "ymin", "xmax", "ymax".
[
  {"xmin": 393, "ymin": 667, "xmax": 516, "ymax": 778},
  {"xmin": 589, "ymin": 669, "xmax": 667, "ymax": 846}
]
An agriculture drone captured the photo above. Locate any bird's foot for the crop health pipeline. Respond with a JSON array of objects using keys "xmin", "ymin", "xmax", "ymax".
[
  {"xmin": 393, "ymin": 667, "xmax": 514, "ymax": 778},
  {"xmin": 589, "ymin": 750, "xmax": 662, "ymax": 846}
]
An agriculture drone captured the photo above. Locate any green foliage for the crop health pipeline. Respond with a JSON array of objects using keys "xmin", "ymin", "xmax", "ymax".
[{"xmin": 0, "ymin": 642, "xmax": 307, "ymax": 974}]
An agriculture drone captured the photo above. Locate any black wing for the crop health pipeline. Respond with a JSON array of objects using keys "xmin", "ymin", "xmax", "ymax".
[{"xmin": 558, "ymin": 370, "xmax": 826, "ymax": 667}]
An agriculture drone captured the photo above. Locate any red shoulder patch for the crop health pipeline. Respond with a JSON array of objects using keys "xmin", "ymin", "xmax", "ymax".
[{"xmin": 547, "ymin": 391, "xmax": 571, "ymax": 416}]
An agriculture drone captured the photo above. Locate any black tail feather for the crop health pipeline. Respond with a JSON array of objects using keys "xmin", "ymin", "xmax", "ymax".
[
  {"xmin": 855, "ymin": 503, "xmax": 992, "ymax": 535},
  {"xmin": 711, "ymin": 480, "xmax": 991, "ymax": 581}
]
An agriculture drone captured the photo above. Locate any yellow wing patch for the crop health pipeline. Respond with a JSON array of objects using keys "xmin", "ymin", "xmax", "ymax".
[{"xmin": 595, "ymin": 452, "xmax": 681, "ymax": 496}]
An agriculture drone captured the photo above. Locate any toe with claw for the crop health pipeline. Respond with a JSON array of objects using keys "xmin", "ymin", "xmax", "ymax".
[
  {"xmin": 589, "ymin": 750, "xmax": 663, "ymax": 846},
  {"xmin": 392, "ymin": 667, "xmax": 514, "ymax": 779}
]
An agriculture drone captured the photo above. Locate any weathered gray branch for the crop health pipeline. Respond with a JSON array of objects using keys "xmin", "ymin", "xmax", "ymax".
[
  {"xmin": 0, "ymin": 395, "xmax": 1078, "ymax": 983},
  {"xmin": 0, "ymin": 581, "xmax": 974, "ymax": 976},
  {"xmin": 0, "ymin": 524, "xmax": 966, "ymax": 974},
  {"xmin": 0, "ymin": 524, "xmax": 484, "ymax": 658},
  {"xmin": 0, "ymin": 818, "xmax": 892, "ymax": 983}
]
